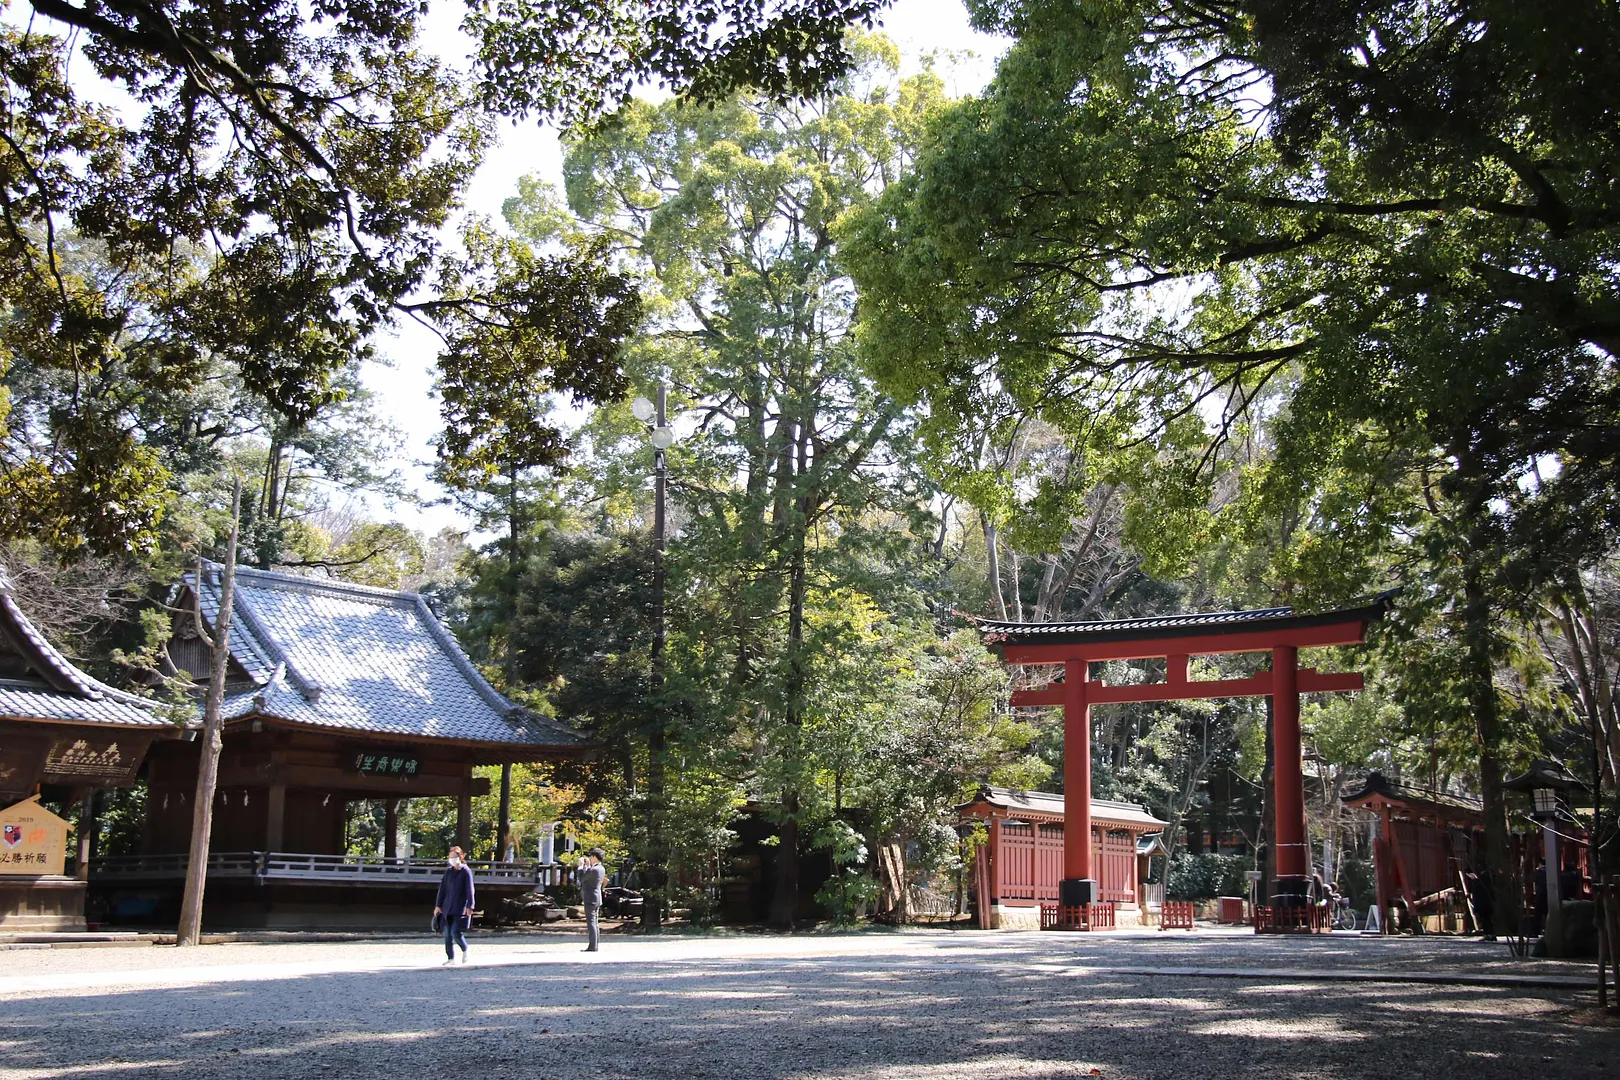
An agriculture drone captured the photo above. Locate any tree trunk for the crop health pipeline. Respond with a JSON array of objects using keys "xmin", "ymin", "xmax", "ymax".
[
  {"xmin": 1323, "ymin": 765, "xmax": 1340, "ymax": 886},
  {"xmin": 1259, "ymin": 693, "xmax": 1275, "ymax": 907},
  {"xmin": 496, "ymin": 764, "xmax": 512, "ymax": 861},
  {"xmin": 1555, "ymin": 595, "xmax": 1619, "ymax": 786},
  {"xmin": 982, "ymin": 515, "xmax": 1008, "ymax": 620},
  {"xmin": 176, "ymin": 479, "xmax": 241, "ymax": 947},
  {"xmin": 1464, "ymin": 561, "xmax": 1517, "ymax": 939},
  {"xmin": 506, "ymin": 461, "xmax": 521, "ymax": 571},
  {"xmin": 1009, "ymin": 550, "xmax": 1025, "ymax": 621},
  {"xmin": 877, "ymin": 840, "xmax": 909, "ymax": 924},
  {"xmin": 770, "ymin": 810, "xmax": 801, "ymax": 929},
  {"xmin": 643, "ymin": 387, "xmax": 669, "ymax": 931},
  {"xmin": 768, "ymin": 424, "xmax": 812, "ymax": 931}
]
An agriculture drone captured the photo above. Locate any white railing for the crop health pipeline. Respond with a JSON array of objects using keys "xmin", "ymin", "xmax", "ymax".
[{"xmin": 92, "ymin": 852, "xmax": 564, "ymax": 888}]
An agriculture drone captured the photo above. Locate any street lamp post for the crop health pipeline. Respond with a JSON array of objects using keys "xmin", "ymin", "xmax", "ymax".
[
  {"xmin": 1534, "ymin": 785, "xmax": 1562, "ymax": 956},
  {"xmin": 1505, "ymin": 761, "xmax": 1583, "ymax": 957},
  {"xmin": 631, "ymin": 388, "xmax": 675, "ymax": 929}
]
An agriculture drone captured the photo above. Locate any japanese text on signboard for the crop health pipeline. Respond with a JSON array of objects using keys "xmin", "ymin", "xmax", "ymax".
[{"xmin": 348, "ymin": 750, "xmax": 419, "ymax": 777}]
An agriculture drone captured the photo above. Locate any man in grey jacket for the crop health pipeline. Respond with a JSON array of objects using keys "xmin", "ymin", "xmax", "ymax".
[{"xmin": 577, "ymin": 848, "xmax": 606, "ymax": 952}]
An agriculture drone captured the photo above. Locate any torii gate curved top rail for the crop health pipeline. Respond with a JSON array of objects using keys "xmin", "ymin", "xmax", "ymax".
[{"xmin": 982, "ymin": 593, "xmax": 1394, "ymax": 926}]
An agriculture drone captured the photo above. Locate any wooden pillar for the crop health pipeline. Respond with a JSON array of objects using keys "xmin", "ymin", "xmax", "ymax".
[
  {"xmin": 75, "ymin": 787, "xmax": 96, "ymax": 881},
  {"xmin": 1168, "ymin": 653, "xmax": 1188, "ymax": 690},
  {"xmin": 384, "ymin": 798, "xmax": 399, "ymax": 859},
  {"xmin": 456, "ymin": 787, "xmax": 471, "ymax": 853},
  {"xmin": 1062, "ymin": 658, "xmax": 1096, "ymax": 904},
  {"xmin": 1376, "ymin": 805, "xmax": 1393, "ymax": 933},
  {"xmin": 496, "ymin": 763, "xmax": 512, "ymax": 861},
  {"xmin": 266, "ymin": 784, "xmax": 286, "ymax": 852},
  {"xmin": 1271, "ymin": 645, "xmax": 1309, "ymax": 903},
  {"xmin": 980, "ymin": 816, "xmax": 1001, "ymax": 930}
]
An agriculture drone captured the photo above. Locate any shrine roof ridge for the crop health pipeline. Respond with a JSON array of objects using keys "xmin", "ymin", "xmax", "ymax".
[
  {"xmin": 212, "ymin": 564, "xmax": 442, "ymax": 608},
  {"xmin": 976, "ymin": 591, "xmax": 1397, "ymax": 647}
]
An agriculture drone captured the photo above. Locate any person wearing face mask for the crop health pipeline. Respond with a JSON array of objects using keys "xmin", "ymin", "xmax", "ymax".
[{"xmin": 433, "ymin": 846, "xmax": 475, "ymax": 964}]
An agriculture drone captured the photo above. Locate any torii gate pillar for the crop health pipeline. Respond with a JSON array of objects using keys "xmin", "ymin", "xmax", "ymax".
[
  {"xmin": 1062, "ymin": 660, "xmax": 1095, "ymax": 904},
  {"xmin": 1271, "ymin": 645, "xmax": 1309, "ymax": 903}
]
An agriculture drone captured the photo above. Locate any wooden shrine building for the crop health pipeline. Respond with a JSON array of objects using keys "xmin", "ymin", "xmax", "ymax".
[
  {"xmin": 92, "ymin": 565, "xmax": 588, "ymax": 929},
  {"xmin": 1342, "ymin": 771, "xmax": 1488, "ymax": 933},
  {"xmin": 0, "ymin": 568, "xmax": 175, "ymax": 931},
  {"xmin": 962, "ymin": 787, "xmax": 1167, "ymax": 929},
  {"xmin": 983, "ymin": 594, "xmax": 1391, "ymax": 931}
]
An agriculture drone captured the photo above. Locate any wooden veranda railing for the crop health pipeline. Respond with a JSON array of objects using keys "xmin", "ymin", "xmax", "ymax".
[{"xmin": 91, "ymin": 852, "xmax": 564, "ymax": 888}]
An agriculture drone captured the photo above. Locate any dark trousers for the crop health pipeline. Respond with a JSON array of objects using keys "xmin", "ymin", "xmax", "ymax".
[
  {"xmin": 443, "ymin": 916, "xmax": 468, "ymax": 958},
  {"xmin": 584, "ymin": 904, "xmax": 600, "ymax": 950}
]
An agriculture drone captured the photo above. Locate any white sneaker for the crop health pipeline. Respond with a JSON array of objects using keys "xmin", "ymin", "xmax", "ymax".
[
  {"xmin": 459, "ymin": 952, "xmax": 468, "ymax": 964},
  {"xmin": 442, "ymin": 957, "xmax": 454, "ymax": 966}
]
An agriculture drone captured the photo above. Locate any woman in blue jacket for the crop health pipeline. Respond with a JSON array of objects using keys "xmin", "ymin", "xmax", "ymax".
[{"xmin": 434, "ymin": 846, "xmax": 475, "ymax": 964}]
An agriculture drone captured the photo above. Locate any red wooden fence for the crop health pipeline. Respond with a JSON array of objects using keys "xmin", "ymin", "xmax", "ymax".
[
  {"xmin": 1255, "ymin": 905, "xmax": 1327, "ymax": 933},
  {"xmin": 1099, "ymin": 829, "xmax": 1137, "ymax": 904},
  {"xmin": 997, "ymin": 822, "xmax": 1066, "ymax": 902},
  {"xmin": 1160, "ymin": 900, "xmax": 1196, "ymax": 930},
  {"xmin": 1040, "ymin": 902, "xmax": 1117, "ymax": 930}
]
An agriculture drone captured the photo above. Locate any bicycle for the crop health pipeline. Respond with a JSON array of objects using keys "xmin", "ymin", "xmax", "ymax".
[{"xmin": 1330, "ymin": 895, "xmax": 1358, "ymax": 931}]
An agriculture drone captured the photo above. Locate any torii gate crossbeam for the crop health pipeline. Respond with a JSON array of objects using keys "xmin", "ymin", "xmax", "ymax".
[{"xmin": 982, "ymin": 595, "xmax": 1392, "ymax": 930}]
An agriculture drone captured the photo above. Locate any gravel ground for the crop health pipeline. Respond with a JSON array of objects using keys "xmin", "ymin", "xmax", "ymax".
[{"xmin": 0, "ymin": 929, "xmax": 1612, "ymax": 1080}]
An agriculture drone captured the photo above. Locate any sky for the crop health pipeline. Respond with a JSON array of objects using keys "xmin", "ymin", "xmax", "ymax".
[{"xmin": 360, "ymin": 0, "xmax": 1010, "ymax": 538}]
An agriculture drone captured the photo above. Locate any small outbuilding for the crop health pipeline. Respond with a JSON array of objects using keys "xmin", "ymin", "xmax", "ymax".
[
  {"xmin": 961, "ymin": 787, "xmax": 1168, "ymax": 929},
  {"xmin": 1342, "ymin": 771, "xmax": 1488, "ymax": 932}
]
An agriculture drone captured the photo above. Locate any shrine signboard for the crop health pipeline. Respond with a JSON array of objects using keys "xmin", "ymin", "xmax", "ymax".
[
  {"xmin": 346, "ymin": 748, "xmax": 421, "ymax": 778},
  {"xmin": 0, "ymin": 795, "xmax": 68, "ymax": 876},
  {"xmin": 43, "ymin": 736, "xmax": 144, "ymax": 783}
]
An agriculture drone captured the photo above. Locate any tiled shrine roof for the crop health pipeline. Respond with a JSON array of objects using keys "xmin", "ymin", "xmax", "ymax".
[
  {"xmin": 0, "ymin": 568, "xmax": 170, "ymax": 729},
  {"xmin": 189, "ymin": 565, "xmax": 586, "ymax": 754}
]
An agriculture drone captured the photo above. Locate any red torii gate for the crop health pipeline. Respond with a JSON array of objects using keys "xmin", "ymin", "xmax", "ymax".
[{"xmin": 982, "ymin": 595, "xmax": 1392, "ymax": 929}]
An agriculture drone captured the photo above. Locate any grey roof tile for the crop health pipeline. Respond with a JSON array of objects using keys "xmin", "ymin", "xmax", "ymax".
[
  {"xmin": 969, "ymin": 786, "xmax": 1168, "ymax": 829},
  {"xmin": 193, "ymin": 565, "xmax": 585, "ymax": 750},
  {"xmin": 977, "ymin": 606, "xmax": 1294, "ymax": 637},
  {"xmin": 0, "ymin": 681, "xmax": 172, "ymax": 727},
  {"xmin": 0, "ymin": 567, "xmax": 172, "ymax": 728},
  {"xmin": 976, "ymin": 592, "xmax": 1398, "ymax": 646}
]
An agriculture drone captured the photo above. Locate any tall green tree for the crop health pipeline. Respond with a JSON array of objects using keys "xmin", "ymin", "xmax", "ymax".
[
  {"xmin": 518, "ymin": 34, "xmax": 947, "ymax": 925},
  {"xmin": 501, "ymin": 527, "xmax": 746, "ymax": 920},
  {"xmin": 430, "ymin": 231, "xmax": 642, "ymax": 571}
]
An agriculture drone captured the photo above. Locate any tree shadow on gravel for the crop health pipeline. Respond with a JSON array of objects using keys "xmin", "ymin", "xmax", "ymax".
[
  {"xmin": 0, "ymin": 950, "xmax": 1609, "ymax": 1080},
  {"xmin": 922, "ymin": 929, "xmax": 1596, "ymax": 976}
]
